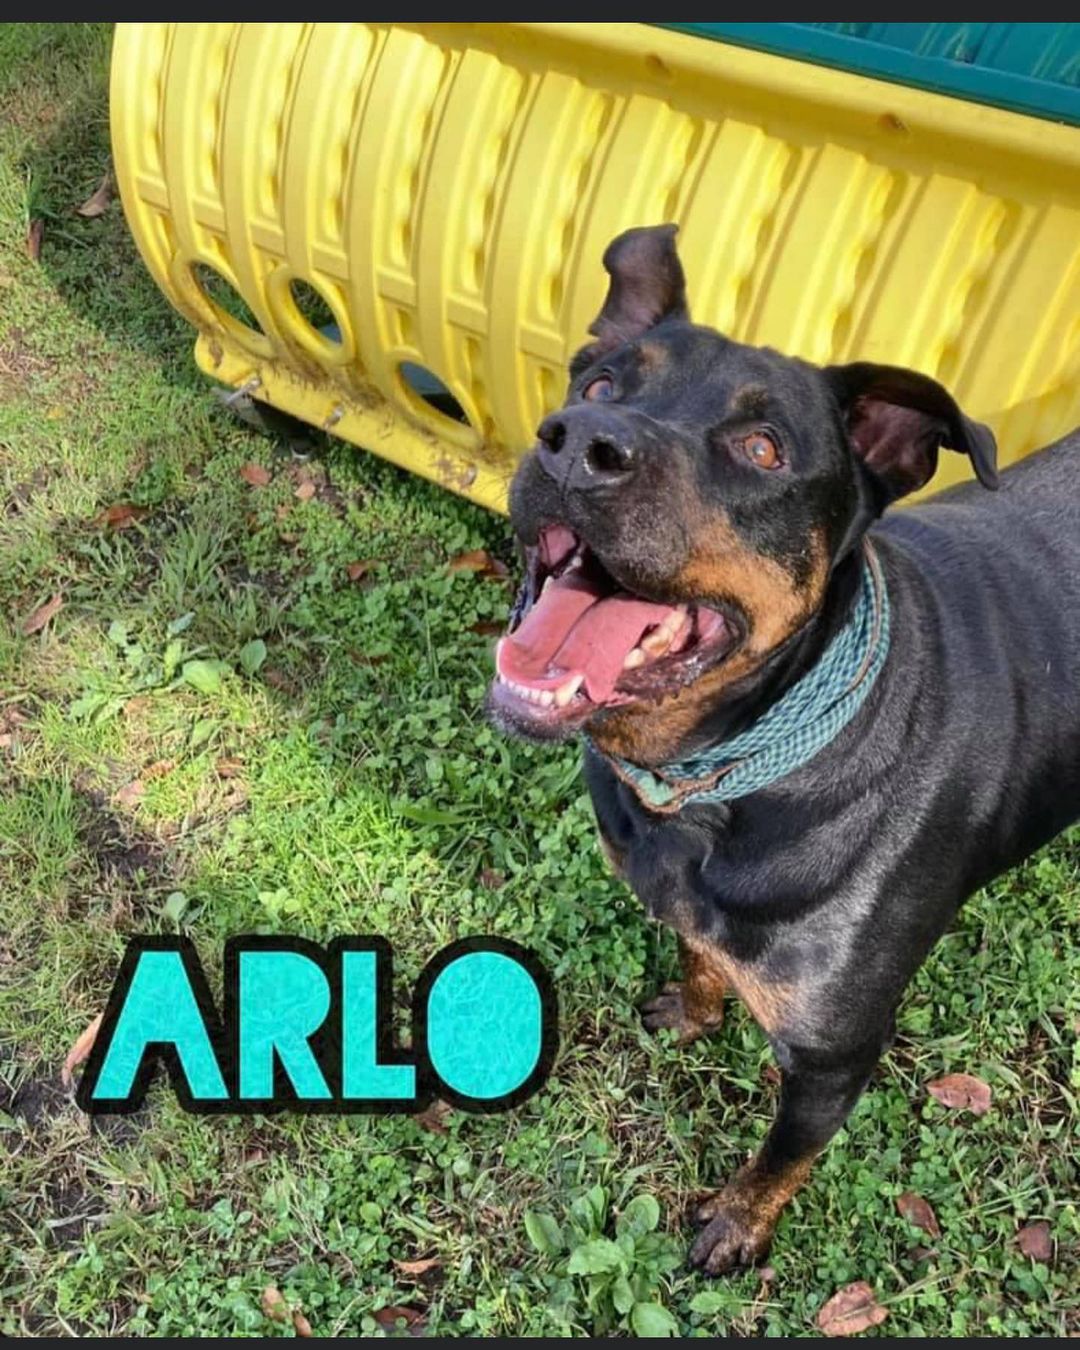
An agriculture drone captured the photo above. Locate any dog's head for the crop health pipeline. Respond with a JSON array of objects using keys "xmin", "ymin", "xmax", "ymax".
[{"xmin": 490, "ymin": 224, "xmax": 997, "ymax": 763}]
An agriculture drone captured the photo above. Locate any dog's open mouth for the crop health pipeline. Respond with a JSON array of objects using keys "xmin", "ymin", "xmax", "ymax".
[{"xmin": 492, "ymin": 524, "xmax": 742, "ymax": 727}]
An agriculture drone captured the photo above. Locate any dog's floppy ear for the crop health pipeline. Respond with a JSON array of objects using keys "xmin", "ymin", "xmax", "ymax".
[
  {"xmin": 581, "ymin": 223, "xmax": 689, "ymax": 362},
  {"xmin": 825, "ymin": 362, "xmax": 998, "ymax": 505}
]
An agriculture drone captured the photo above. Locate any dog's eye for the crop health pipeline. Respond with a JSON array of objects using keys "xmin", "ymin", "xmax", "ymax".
[
  {"xmin": 583, "ymin": 375, "xmax": 614, "ymax": 402},
  {"xmin": 741, "ymin": 431, "xmax": 783, "ymax": 470}
]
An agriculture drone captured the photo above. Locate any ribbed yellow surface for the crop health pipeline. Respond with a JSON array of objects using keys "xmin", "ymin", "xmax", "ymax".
[{"xmin": 110, "ymin": 22, "xmax": 1080, "ymax": 512}]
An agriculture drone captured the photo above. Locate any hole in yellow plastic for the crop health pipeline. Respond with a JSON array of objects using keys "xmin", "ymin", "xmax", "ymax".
[
  {"xmin": 398, "ymin": 362, "xmax": 471, "ymax": 427},
  {"xmin": 289, "ymin": 279, "xmax": 340, "ymax": 345},
  {"xmin": 190, "ymin": 262, "xmax": 265, "ymax": 343}
]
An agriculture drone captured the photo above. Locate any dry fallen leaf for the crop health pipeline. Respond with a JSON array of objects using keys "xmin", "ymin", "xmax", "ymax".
[
  {"xmin": 479, "ymin": 868, "xmax": 505, "ymax": 891},
  {"xmin": 22, "ymin": 592, "xmax": 63, "ymax": 635},
  {"xmin": 62, "ymin": 1012, "xmax": 103, "ymax": 1088},
  {"xmin": 26, "ymin": 218, "xmax": 44, "ymax": 261},
  {"xmin": 926, "ymin": 1072, "xmax": 992, "ymax": 1117},
  {"xmin": 394, "ymin": 1256, "xmax": 441, "ymax": 1278},
  {"xmin": 263, "ymin": 667, "xmax": 293, "ymax": 691},
  {"xmin": 292, "ymin": 1311, "xmax": 313, "ymax": 1337},
  {"xmin": 896, "ymin": 1191, "xmax": 941, "ymax": 1239},
  {"xmin": 448, "ymin": 548, "xmax": 509, "ymax": 580},
  {"xmin": 415, "ymin": 1098, "xmax": 452, "ymax": 1135},
  {"xmin": 294, "ymin": 480, "xmax": 316, "ymax": 502},
  {"xmin": 345, "ymin": 560, "xmax": 373, "ymax": 582},
  {"xmin": 759, "ymin": 1265, "xmax": 777, "ymax": 1284},
  {"xmin": 817, "ymin": 1281, "xmax": 888, "ymax": 1338},
  {"xmin": 75, "ymin": 171, "xmax": 113, "ymax": 218},
  {"xmin": 1, "ymin": 706, "xmax": 27, "ymax": 736},
  {"xmin": 114, "ymin": 779, "xmax": 145, "ymax": 808},
  {"xmin": 239, "ymin": 462, "xmax": 272, "ymax": 487},
  {"xmin": 215, "ymin": 756, "xmax": 244, "ymax": 779},
  {"xmin": 468, "ymin": 619, "xmax": 504, "ymax": 637},
  {"xmin": 1017, "ymin": 1220, "xmax": 1053, "ymax": 1262},
  {"xmin": 373, "ymin": 1305, "xmax": 425, "ymax": 1335},
  {"xmin": 143, "ymin": 758, "xmax": 176, "ymax": 782},
  {"xmin": 261, "ymin": 1286, "xmax": 289, "ymax": 1323},
  {"xmin": 93, "ymin": 502, "xmax": 150, "ymax": 530}
]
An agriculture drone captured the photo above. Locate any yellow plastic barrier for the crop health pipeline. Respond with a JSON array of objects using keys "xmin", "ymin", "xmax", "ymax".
[{"xmin": 110, "ymin": 22, "xmax": 1080, "ymax": 513}]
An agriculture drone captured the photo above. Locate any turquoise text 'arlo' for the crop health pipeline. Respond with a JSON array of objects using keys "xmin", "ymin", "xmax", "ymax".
[{"xmin": 76, "ymin": 936, "xmax": 557, "ymax": 1115}]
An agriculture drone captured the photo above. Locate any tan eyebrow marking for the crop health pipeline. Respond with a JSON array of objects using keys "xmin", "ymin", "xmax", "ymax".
[
  {"xmin": 727, "ymin": 382, "xmax": 769, "ymax": 419},
  {"xmin": 635, "ymin": 340, "xmax": 672, "ymax": 374}
]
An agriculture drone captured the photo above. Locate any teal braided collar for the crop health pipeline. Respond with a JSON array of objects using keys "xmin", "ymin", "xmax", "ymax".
[{"xmin": 591, "ymin": 541, "xmax": 890, "ymax": 812}]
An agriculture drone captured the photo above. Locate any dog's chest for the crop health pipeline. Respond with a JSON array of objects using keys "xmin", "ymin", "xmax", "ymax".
[
  {"xmin": 609, "ymin": 813, "xmax": 843, "ymax": 1038},
  {"xmin": 609, "ymin": 794, "xmax": 836, "ymax": 927}
]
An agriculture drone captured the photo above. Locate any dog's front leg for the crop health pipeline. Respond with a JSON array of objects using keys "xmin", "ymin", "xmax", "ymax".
[
  {"xmin": 689, "ymin": 1043, "xmax": 878, "ymax": 1274},
  {"xmin": 641, "ymin": 935, "xmax": 727, "ymax": 1043}
]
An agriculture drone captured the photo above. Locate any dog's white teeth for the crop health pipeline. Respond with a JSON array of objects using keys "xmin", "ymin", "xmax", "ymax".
[
  {"xmin": 566, "ymin": 552, "xmax": 583, "ymax": 571},
  {"xmin": 541, "ymin": 575, "xmax": 554, "ymax": 597},
  {"xmin": 554, "ymin": 673, "xmax": 584, "ymax": 706},
  {"xmin": 623, "ymin": 647, "xmax": 646, "ymax": 669},
  {"xmin": 640, "ymin": 609, "xmax": 688, "ymax": 658},
  {"xmin": 538, "ymin": 690, "xmax": 554, "ymax": 707},
  {"xmin": 666, "ymin": 611, "xmax": 692, "ymax": 648},
  {"xmin": 641, "ymin": 628, "xmax": 672, "ymax": 657}
]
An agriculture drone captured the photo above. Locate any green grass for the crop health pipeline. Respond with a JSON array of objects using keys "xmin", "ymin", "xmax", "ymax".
[{"xmin": 1, "ymin": 23, "xmax": 1077, "ymax": 1339}]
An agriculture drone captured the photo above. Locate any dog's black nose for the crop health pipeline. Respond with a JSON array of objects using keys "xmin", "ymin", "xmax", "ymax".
[
  {"xmin": 536, "ymin": 415, "xmax": 567, "ymax": 456},
  {"xmin": 536, "ymin": 408, "xmax": 637, "ymax": 489}
]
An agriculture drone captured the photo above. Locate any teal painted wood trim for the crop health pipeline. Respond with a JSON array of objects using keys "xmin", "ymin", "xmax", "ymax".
[{"xmin": 659, "ymin": 23, "xmax": 1080, "ymax": 126}]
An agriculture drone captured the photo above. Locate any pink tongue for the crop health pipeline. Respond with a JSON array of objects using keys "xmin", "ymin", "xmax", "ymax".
[
  {"xmin": 501, "ymin": 575, "xmax": 675, "ymax": 701},
  {"xmin": 552, "ymin": 594, "xmax": 673, "ymax": 700},
  {"xmin": 508, "ymin": 577, "xmax": 599, "ymax": 671}
]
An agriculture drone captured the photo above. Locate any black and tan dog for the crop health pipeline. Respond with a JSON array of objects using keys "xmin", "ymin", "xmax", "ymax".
[{"xmin": 489, "ymin": 224, "xmax": 1080, "ymax": 1274}]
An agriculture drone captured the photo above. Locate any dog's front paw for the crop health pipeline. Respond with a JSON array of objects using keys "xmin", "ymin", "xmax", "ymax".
[
  {"xmin": 641, "ymin": 983, "xmax": 723, "ymax": 1044},
  {"xmin": 687, "ymin": 1183, "xmax": 776, "ymax": 1276}
]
